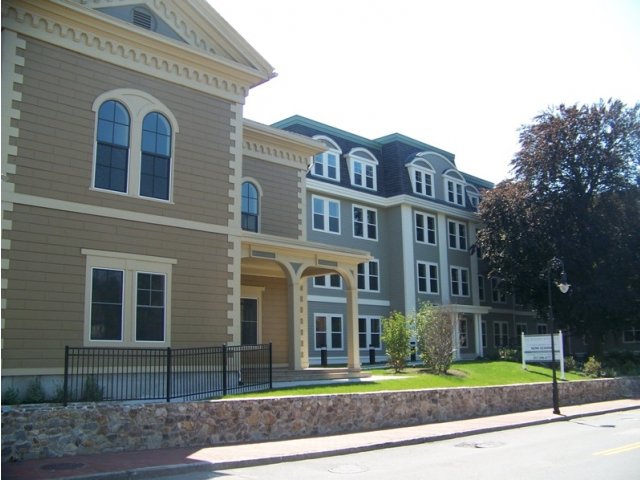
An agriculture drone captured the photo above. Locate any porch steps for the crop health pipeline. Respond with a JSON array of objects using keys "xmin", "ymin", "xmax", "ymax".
[{"xmin": 272, "ymin": 367, "xmax": 372, "ymax": 384}]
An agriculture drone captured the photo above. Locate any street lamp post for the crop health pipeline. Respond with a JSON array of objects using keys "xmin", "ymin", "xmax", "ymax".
[{"xmin": 545, "ymin": 257, "xmax": 570, "ymax": 415}]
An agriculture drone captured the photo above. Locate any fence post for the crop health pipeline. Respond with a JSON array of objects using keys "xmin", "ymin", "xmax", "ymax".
[
  {"xmin": 166, "ymin": 347, "xmax": 172, "ymax": 403},
  {"xmin": 269, "ymin": 343, "xmax": 273, "ymax": 390},
  {"xmin": 63, "ymin": 346, "xmax": 69, "ymax": 406},
  {"xmin": 222, "ymin": 344, "xmax": 228, "ymax": 396}
]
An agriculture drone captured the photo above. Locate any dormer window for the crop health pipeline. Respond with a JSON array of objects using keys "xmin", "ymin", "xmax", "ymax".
[
  {"xmin": 346, "ymin": 148, "xmax": 378, "ymax": 190},
  {"xmin": 466, "ymin": 185, "xmax": 480, "ymax": 208},
  {"xmin": 407, "ymin": 159, "xmax": 435, "ymax": 198},
  {"xmin": 444, "ymin": 170, "xmax": 466, "ymax": 206},
  {"xmin": 311, "ymin": 136, "xmax": 341, "ymax": 181}
]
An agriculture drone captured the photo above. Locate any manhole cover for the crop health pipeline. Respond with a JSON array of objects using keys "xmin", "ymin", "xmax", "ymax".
[
  {"xmin": 328, "ymin": 464, "xmax": 369, "ymax": 474},
  {"xmin": 41, "ymin": 462, "xmax": 85, "ymax": 471},
  {"xmin": 456, "ymin": 441, "xmax": 505, "ymax": 449}
]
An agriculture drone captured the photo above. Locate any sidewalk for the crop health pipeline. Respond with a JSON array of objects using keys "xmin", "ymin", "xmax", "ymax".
[{"xmin": 3, "ymin": 398, "xmax": 639, "ymax": 480}]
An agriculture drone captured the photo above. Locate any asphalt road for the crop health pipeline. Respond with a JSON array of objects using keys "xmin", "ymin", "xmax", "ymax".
[{"xmin": 160, "ymin": 410, "xmax": 640, "ymax": 480}]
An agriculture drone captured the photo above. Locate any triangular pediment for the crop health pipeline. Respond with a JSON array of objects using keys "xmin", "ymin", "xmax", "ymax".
[{"xmin": 76, "ymin": 0, "xmax": 275, "ymax": 80}]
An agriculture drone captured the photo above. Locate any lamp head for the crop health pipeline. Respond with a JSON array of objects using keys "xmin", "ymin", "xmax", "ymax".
[{"xmin": 556, "ymin": 271, "xmax": 570, "ymax": 294}]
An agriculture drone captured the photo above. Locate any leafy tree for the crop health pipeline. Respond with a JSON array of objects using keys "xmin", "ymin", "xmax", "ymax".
[
  {"xmin": 381, "ymin": 311, "xmax": 411, "ymax": 373},
  {"xmin": 477, "ymin": 99, "xmax": 640, "ymax": 355},
  {"xmin": 414, "ymin": 302, "xmax": 453, "ymax": 374}
]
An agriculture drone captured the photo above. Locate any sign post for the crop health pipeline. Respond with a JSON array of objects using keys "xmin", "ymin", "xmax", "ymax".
[{"xmin": 521, "ymin": 332, "xmax": 564, "ymax": 380}]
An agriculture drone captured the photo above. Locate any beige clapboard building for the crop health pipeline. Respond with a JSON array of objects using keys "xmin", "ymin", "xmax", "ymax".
[{"xmin": 1, "ymin": 0, "xmax": 371, "ymax": 393}]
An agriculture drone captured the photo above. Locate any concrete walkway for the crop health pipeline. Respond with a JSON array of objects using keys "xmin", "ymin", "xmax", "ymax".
[{"xmin": 3, "ymin": 398, "xmax": 639, "ymax": 480}]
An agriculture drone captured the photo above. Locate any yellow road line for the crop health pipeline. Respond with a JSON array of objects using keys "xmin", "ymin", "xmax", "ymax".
[{"xmin": 594, "ymin": 442, "xmax": 640, "ymax": 456}]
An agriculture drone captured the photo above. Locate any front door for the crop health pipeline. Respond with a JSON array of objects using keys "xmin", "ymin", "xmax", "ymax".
[{"xmin": 240, "ymin": 298, "xmax": 258, "ymax": 345}]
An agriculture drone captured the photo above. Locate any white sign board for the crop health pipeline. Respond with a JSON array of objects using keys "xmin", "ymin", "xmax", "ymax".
[{"xmin": 521, "ymin": 332, "xmax": 565, "ymax": 380}]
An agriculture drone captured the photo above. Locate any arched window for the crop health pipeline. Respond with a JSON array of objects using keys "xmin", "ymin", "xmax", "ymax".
[
  {"xmin": 241, "ymin": 181, "xmax": 259, "ymax": 232},
  {"xmin": 95, "ymin": 100, "xmax": 130, "ymax": 193},
  {"xmin": 92, "ymin": 89, "xmax": 178, "ymax": 202},
  {"xmin": 141, "ymin": 112, "xmax": 172, "ymax": 200}
]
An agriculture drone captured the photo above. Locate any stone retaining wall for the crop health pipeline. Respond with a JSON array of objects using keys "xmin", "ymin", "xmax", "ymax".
[{"xmin": 2, "ymin": 377, "xmax": 639, "ymax": 462}]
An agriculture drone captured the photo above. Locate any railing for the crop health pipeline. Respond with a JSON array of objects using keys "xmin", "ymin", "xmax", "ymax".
[{"xmin": 63, "ymin": 343, "xmax": 272, "ymax": 405}]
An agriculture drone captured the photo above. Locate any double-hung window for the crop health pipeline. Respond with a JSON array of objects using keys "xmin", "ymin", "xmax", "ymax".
[
  {"xmin": 417, "ymin": 261, "xmax": 439, "ymax": 294},
  {"xmin": 347, "ymin": 149, "xmax": 378, "ymax": 190},
  {"xmin": 491, "ymin": 277, "xmax": 507, "ymax": 303},
  {"xmin": 358, "ymin": 260, "xmax": 380, "ymax": 292},
  {"xmin": 359, "ymin": 317, "xmax": 381, "ymax": 349},
  {"xmin": 623, "ymin": 327, "xmax": 640, "ymax": 343},
  {"xmin": 459, "ymin": 317, "xmax": 468, "ymax": 348},
  {"xmin": 83, "ymin": 249, "xmax": 175, "ymax": 346},
  {"xmin": 448, "ymin": 220, "xmax": 467, "ymax": 250},
  {"xmin": 415, "ymin": 212, "xmax": 436, "ymax": 245},
  {"xmin": 494, "ymin": 321, "xmax": 509, "ymax": 347},
  {"xmin": 450, "ymin": 266, "xmax": 470, "ymax": 296},
  {"xmin": 312, "ymin": 195, "xmax": 340, "ymax": 234},
  {"xmin": 315, "ymin": 314, "xmax": 343, "ymax": 350},
  {"xmin": 444, "ymin": 170, "xmax": 466, "ymax": 206},
  {"xmin": 478, "ymin": 275, "xmax": 485, "ymax": 301},
  {"xmin": 407, "ymin": 159, "xmax": 435, "ymax": 197},
  {"xmin": 93, "ymin": 90, "xmax": 177, "ymax": 202},
  {"xmin": 353, "ymin": 205, "xmax": 378, "ymax": 240},
  {"xmin": 311, "ymin": 136, "xmax": 341, "ymax": 181},
  {"xmin": 95, "ymin": 100, "xmax": 130, "ymax": 193},
  {"xmin": 241, "ymin": 181, "xmax": 260, "ymax": 232}
]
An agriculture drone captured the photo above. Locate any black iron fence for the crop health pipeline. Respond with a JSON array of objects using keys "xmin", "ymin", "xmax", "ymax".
[{"xmin": 63, "ymin": 343, "xmax": 272, "ymax": 405}]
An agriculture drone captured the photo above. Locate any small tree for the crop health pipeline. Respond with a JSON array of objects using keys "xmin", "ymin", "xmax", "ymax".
[
  {"xmin": 381, "ymin": 311, "xmax": 411, "ymax": 373},
  {"xmin": 415, "ymin": 302, "xmax": 453, "ymax": 374}
]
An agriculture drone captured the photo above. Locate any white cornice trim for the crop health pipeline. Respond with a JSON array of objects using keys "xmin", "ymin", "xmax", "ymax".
[
  {"xmin": 308, "ymin": 295, "xmax": 391, "ymax": 307},
  {"xmin": 2, "ymin": 0, "xmax": 268, "ymax": 103},
  {"xmin": 306, "ymin": 179, "xmax": 480, "ymax": 222}
]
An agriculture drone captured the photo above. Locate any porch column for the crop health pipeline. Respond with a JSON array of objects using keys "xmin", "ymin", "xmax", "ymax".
[
  {"xmin": 288, "ymin": 276, "xmax": 306, "ymax": 370},
  {"xmin": 474, "ymin": 313, "xmax": 484, "ymax": 358},
  {"xmin": 452, "ymin": 312, "xmax": 461, "ymax": 361},
  {"xmin": 346, "ymin": 287, "xmax": 361, "ymax": 370}
]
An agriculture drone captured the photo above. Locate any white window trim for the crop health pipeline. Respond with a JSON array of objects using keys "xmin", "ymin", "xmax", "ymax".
[
  {"xmin": 494, "ymin": 321, "xmax": 509, "ymax": 348},
  {"xmin": 358, "ymin": 260, "xmax": 380, "ymax": 292},
  {"xmin": 444, "ymin": 170, "xmax": 466, "ymax": 207},
  {"xmin": 311, "ymin": 136, "xmax": 341, "ymax": 182},
  {"xmin": 346, "ymin": 148, "xmax": 378, "ymax": 190},
  {"xmin": 448, "ymin": 219, "xmax": 467, "ymax": 251},
  {"xmin": 312, "ymin": 274, "xmax": 343, "ymax": 289},
  {"xmin": 407, "ymin": 160, "xmax": 435, "ymax": 198},
  {"xmin": 91, "ymin": 89, "xmax": 179, "ymax": 203},
  {"xmin": 312, "ymin": 195, "xmax": 341, "ymax": 234},
  {"xmin": 414, "ymin": 211, "xmax": 437, "ymax": 245},
  {"xmin": 314, "ymin": 313, "xmax": 343, "ymax": 350},
  {"xmin": 491, "ymin": 277, "xmax": 507, "ymax": 304},
  {"xmin": 450, "ymin": 266, "xmax": 470, "ymax": 297},
  {"xmin": 352, "ymin": 204, "xmax": 378, "ymax": 241},
  {"xmin": 82, "ymin": 249, "xmax": 176, "ymax": 347},
  {"xmin": 417, "ymin": 261, "xmax": 439, "ymax": 294},
  {"xmin": 359, "ymin": 316, "xmax": 382, "ymax": 350}
]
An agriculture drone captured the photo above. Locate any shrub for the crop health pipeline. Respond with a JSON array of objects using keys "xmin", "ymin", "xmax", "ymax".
[
  {"xmin": 81, "ymin": 378, "xmax": 104, "ymax": 402},
  {"xmin": 381, "ymin": 311, "xmax": 412, "ymax": 373},
  {"xmin": 498, "ymin": 348, "xmax": 520, "ymax": 362},
  {"xmin": 583, "ymin": 356, "xmax": 602, "ymax": 378},
  {"xmin": 23, "ymin": 378, "xmax": 46, "ymax": 404},
  {"xmin": 564, "ymin": 355, "xmax": 577, "ymax": 372},
  {"xmin": 414, "ymin": 302, "xmax": 453, "ymax": 375},
  {"xmin": 2, "ymin": 387, "xmax": 21, "ymax": 405}
]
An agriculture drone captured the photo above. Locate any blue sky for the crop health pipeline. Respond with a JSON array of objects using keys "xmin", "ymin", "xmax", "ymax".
[{"xmin": 211, "ymin": 0, "xmax": 640, "ymax": 184}]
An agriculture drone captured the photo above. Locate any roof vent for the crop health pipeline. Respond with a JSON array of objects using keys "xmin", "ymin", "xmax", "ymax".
[{"xmin": 132, "ymin": 8, "xmax": 153, "ymax": 30}]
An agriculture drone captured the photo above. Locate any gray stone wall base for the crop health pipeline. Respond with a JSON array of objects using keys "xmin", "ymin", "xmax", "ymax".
[{"xmin": 2, "ymin": 377, "xmax": 639, "ymax": 462}]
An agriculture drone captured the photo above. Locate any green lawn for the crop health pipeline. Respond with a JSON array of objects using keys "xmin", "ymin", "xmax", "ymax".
[{"xmin": 228, "ymin": 361, "xmax": 586, "ymax": 398}]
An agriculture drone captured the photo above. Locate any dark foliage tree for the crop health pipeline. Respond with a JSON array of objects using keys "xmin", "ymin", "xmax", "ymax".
[{"xmin": 477, "ymin": 99, "xmax": 640, "ymax": 354}]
